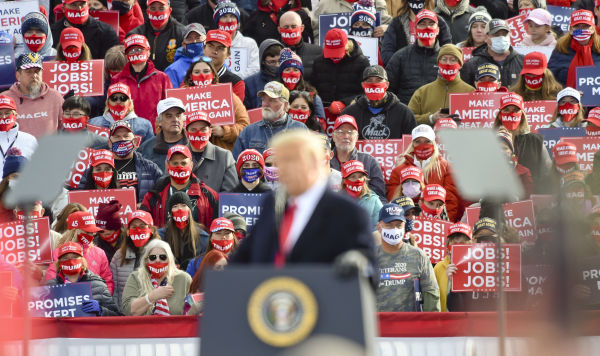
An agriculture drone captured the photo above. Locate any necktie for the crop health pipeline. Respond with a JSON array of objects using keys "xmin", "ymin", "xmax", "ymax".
[{"xmin": 274, "ymin": 203, "xmax": 296, "ymax": 267}]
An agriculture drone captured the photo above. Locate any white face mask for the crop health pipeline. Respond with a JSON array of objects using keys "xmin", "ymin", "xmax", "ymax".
[
  {"xmin": 381, "ymin": 227, "xmax": 404, "ymax": 245},
  {"xmin": 402, "ymin": 181, "xmax": 421, "ymax": 198},
  {"xmin": 490, "ymin": 35, "xmax": 511, "ymax": 53}
]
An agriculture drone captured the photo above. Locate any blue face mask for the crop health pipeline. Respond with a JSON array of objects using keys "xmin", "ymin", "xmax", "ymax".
[
  {"xmin": 242, "ymin": 168, "xmax": 261, "ymax": 183},
  {"xmin": 185, "ymin": 42, "xmax": 204, "ymax": 57}
]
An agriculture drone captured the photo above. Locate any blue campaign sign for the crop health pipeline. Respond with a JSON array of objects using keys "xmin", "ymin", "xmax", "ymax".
[
  {"xmin": 576, "ymin": 65, "xmax": 600, "ymax": 107},
  {"xmin": 318, "ymin": 12, "xmax": 381, "ymax": 47},
  {"xmin": 0, "ymin": 33, "xmax": 15, "ymax": 90},
  {"xmin": 547, "ymin": 6, "xmax": 575, "ymax": 33},
  {"xmin": 538, "ymin": 127, "xmax": 586, "ymax": 154},
  {"xmin": 28, "ymin": 282, "xmax": 95, "ymax": 318},
  {"xmin": 219, "ymin": 193, "xmax": 266, "ymax": 228}
]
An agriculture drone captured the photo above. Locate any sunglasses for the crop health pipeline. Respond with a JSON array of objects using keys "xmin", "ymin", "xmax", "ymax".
[
  {"xmin": 193, "ymin": 55, "xmax": 212, "ymax": 63},
  {"xmin": 148, "ymin": 254, "xmax": 168, "ymax": 262},
  {"xmin": 109, "ymin": 95, "xmax": 128, "ymax": 102}
]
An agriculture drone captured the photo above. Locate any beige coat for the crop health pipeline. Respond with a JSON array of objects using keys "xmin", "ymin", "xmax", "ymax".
[{"xmin": 122, "ymin": 270, "xmax": 192, "ymax": 316}]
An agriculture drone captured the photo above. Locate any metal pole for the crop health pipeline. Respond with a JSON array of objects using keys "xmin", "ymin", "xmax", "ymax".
[
  {"xmin": 496, "ymin": 201, "xmax": 506, "ymax": 356},
  {"xmin": 20, "ymin": 202, "xmax": 34, "ymax": 356}
]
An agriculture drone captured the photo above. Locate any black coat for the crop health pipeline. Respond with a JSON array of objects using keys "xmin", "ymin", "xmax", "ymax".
[
  {"xmin": 470, "ymin": 0, "xmax": 509, "ymax": 19},
  {"xmin": 183, "ymin": 3, "xmax": 250, "ymax": 31},
  {"xmin": 51, "ymin": 18, "xmax": 119, "ymax": 59},
  {"xmin": 311, "ymin": 39, "xmax": 370, "ymax": 106},
  {"xmin": 231, "ymin": 188, "xmax": 374, "ymax": 266},
  {"xmin": 460, "ymin": 44, "xmax": 524, "ymax": 88},
  {"xmin": 128, "ymin": 17, "xmax": 186, "ymax": 71},
  {"xmin": 342, "ymin": 92, "xmax": 416, "ymax": 140},
  {"xmin": 287, "ymin": 40, "xmax": 323, "ymax": 84},
  {"xmin": 514, "ymin": 132, "xmax": 548, "ymax": 194}
]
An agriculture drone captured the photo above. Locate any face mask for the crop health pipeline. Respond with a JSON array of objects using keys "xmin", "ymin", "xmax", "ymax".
[
  {"xmin": 349, "ymin": 28, "xmax": 373, "ymax": 37},
  {"xmin": 185, "ymin": 42, "xmax": 204, "ymax": 57},
  {"xmin": 65, "ymin": 6, "xmax": 89, "ymax": 25},
  {"xmin": 78, "ymin": 232, "xmax": 95, "ymax": 245},
  {"xmin": 108, "ymin": 102, "xmax": 130, "ymax": 120},
  {"xmin": 281, "ymin": 71, "xmax": 302, "ymax": 90},
  {"xmin": 147, "ymin": 261, "xmax": 168, "ymax": 278},
  {"xmin": 362, "ymin": 82, "xmax": 388, "ymax": 101},
  {"xmin": 558, "ymin": 102, "xmax": 579, "ymax": 122},
  {"xmin": 421, "ymin": 203, "xmax": 443, "ymax": 218},
  {"xmin": 129, "ymin": 227, "xmax": 152, "ymax": 247},
  {"xmin": 235, "ymin": 231, "xmax": 245, "ymax": 240},
  {"xmin": 191, "ymin": 72, "xmax": 213, "ymax": 86},
  {"xmin": 62, "ymin": 47, "xmax": 82, "ymax": 62},
  {"xmin": 445, "ymin": 0, "xmax": 461, "ymax": 6},
  {"xmin": 188, "ymin": 130, "xmax": 210, "ymax": 150},
  {"xmin": 168, "ymin": 164, "xmax": 192, "ymax": 185},
  {"xmin": 147, "ymin": 9, "xmax": 170, "ymax": 29},
  {"xmin": 62, "ymin": 116, "xmax": 88, "ymax": 132},
  {"xmin": 242, "ymin": 168, "xmax": 261, "ymax": 183},
  {"xmin": 171, "ymin": 208, "xmax": 189, "ymax": 229},
  {"xmin": 0, "ymin": 114, "xmax": 16, "ymax": 131},
  {"xmin": 344, "ymin": 179, "xmax": 363, "ymax": 198},
  {"xmin": 592, "ymin": 228, "xmax": 600, "ymax": 245},
  {"xmin": 439, "ymin": 62, "xmax": 461, "ymax": 81},
  {"xmin": 100, "ymin": 230, "xmax": 120, "ymax": 244},
  {"xmin": 476, "ymin": 81, "xmax": 499, "ymax": 92},
  {"xmin": 127, "ymin": 51, "xmax": 149, "ymax": 65},
  {"xmin": 111, "ymin": 139, "xmax": 135, "ymax": 157},
  {"xmin": 402, "ymin": 181, "xmax": 421, "ymax": 199},
  {"xmin": 408, "ymin": 0, "xmax": 424, "ymax": 15},
  {"xmin": 218, "ymin": 20, "xmax": 238, "ymax": 36},
  {"xmin": 288, "ymin": 108, "xmax": 310, "ymax": 123},
  {"xmin": 524, "ymin": 74, "xmax": 543, "ymax": 90},
  {"xmin": 519, "ymin": 7, "xmax": 533, "ymax": 17},
  {"xmin": 279, "ymin": 27, "xmax": 302, "ymax": 46},
  {"xmin": 586, "ymin": 125, "xmax": 600, "ymax": 136},
  {"xmin": 381, "ymin": 227, "xmax": 404, "ymax": 245},
  {"xmin": 264, "ymin": 166, "xmax": 279, "ymax": 182},
  {"xmin": 92, "ymin": 171, "xmax": 112, "ymax": 188},
  {"xmin": 60, "ymin": 258, "xmax": 83, "ymax": 276},
  {"xmin": 111, "ymin": 0, "xmax": 132, "ymax": 15},
  {"xmin": 490, "ymin": 36, "xmax": 511, "ymax": 53},
  {"xmin": 572, "ymin": 28, "xmax": 594, "ymax": 43},
  {"xmin": 24, "ymin": 33, "xmax": 46, "ymax": 52},
  {"xmin": 330, "ymin": 57, "xmax": 343, "ymax": 64},
  {"xmin": 271, "ymin": 0, "xmax": 288, "ymax": 12},
  {"xmin": 263, "ymin": 64, "xmax": 279, "ymax": 77},
  {"xmin": 15, "ymin": 210, "xmax": 41, "ymax": 220},
  {"xmin": 500, "ymin": 112, "xmax": 522, "ymax": 131},
  {"xmin": 414, "ymin": 142, "xmax": 434, "ymax": 160},
  {"xmin": 212, "ymin": 238, "xmax": 234, "ymax": 253},
  {"xmin": 416, "ymin": 27, "xmax": 438, "ymax": 47}
]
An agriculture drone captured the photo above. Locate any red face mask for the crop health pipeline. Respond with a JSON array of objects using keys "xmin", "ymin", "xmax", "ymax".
[
  {"xmin": 65, "ymin": 6, "xmax": 89, "ymax": 25},
  {"xmin": 558, "ymin": 102, "xmax": 579, "ymax": 122},
  {"xmin": 92, "ymin": 171, "xmax": 112, "ymax": 188},
  {"xmin": 524, "ymin": 74, "xmax": 543, "ymax": 90},
  {"xmin": 421, "ymin": 202, "xmax": 443, "ymax": 218},
  {"xmin": 279, "ymin": 27, "xmax": 302, "ymax": 46},
  {"xmin": 62, "ymin": 116, "xmax": 88, "ymax": 132},
  {"xmin": 344, "ymin": 179, "xmax": 363, "ymax": 198},
  {"xmin": 330, "ymin": 57, "xmax": 343, "ymax": 64},
  {"xmin": 271, "ymin": 0, "xmax": 289, "ymax": 12},
  {"xmin": 100, "ymin": 230, "xmax": 120, "ymax": 244},
  {"xmin": 234, "ymin": 231, "xmax": 244, "ymax": 240},
  {"xmin": 191, "ymin": 72, "xmax": 213, "ymax": 86},
  {"xmin": 188, "ymin": 130, "xmax": 210, "ymax": 150},
  {"xmin": 171, "ymin": 208, "xmax": 189, "ymax": 229},
  {"xmin": 147, "ymin": 261, "xmax": 168, "ymax": 278},
  {"xmin": 60, "ymin": 258, "xmax": 83, "ymax": 276},
  {"xmin": 147, "ymin": 9, "xmax": 171, "ymax": 29},
  {"xmin": 415, "ymin": 27, "xmax": 438, "ymax": 47},
  {"xmin": 288, "ymin": 108, "xmax": 310, "ymax": 123},
  {"xmin": 62, "ymin": 47, "xmax": 82, "ymax": 62},
  {"xmin": 15, "ymin": 210, "xmax": 41, "ymax": 220},
  {"xmin": 586, "ymin": 125, "xmax": 600, "ymax": 136},
  {"xmin": 476, "ymin": 81, "xmax": 499, "ymax": 92},
  {"xmin": 168, "ymin": 164, "xmax": 192, "ymax": 185},
  {"xmin": 78, "ymin": 232, "xmax": 95, "ymax": 245},
  {"xmin": 414, "ymin": 142, "xmax": 434, "ymax": 160},
  {"xmin": 218, "ymin": 19, "xmax": 238, "ymax": 36},
  {"xmin": 129, "ymin": 227, "xmax": 152, "ymax": 247},
  {"xmin": 0, "ymin": 114, "xmax": 16, "ymax": 131},
  {"xmin": 127, "ymin": 51, "xmax": 149, "ymax": 65},
  {"xmin": 24, "ymin": 33, "xmax": 46, "ymax": 52},
  {"xmin": 445, "ymin": 0, "xmax": 461, "ymax": 7},
  {"xmin": 439, "ymin": 62, "xmax": 461, "ymax": 81},
  {"xmin": 281, "ymin": 71, "xmax": 302, "ymax": 90},
  {"xmin": 108, "ymin": 102, "xmax": 131, "ymax": 120},
  {"xmin": 212, "ymin": 238, "xmax": 234, "ymax": 253},
  {"xmin": 362, "ymin": 82, "xmax": 388, "ymax": 101},
  {"xmin": 500, "ymin": 112, "xmax": 522, "ymax": 131}
]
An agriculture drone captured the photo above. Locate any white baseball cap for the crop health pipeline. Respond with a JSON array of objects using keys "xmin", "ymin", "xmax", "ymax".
[
  {"xmin": 412, "ymin": 124, "xmax": 436, "ymax": 142},
  {"xmin": 556, "ymin": 87, "xmax": 581, "ymax": 103},
  {"xmin": 157, "ymin": 97, "xmax": 186, "ymax": 117}
]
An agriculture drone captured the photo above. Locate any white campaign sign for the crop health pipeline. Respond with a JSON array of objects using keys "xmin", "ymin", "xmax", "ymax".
[
  {"xmin": 0, "ymin": 1, "xmax": 39, "ymax": 45},
  {"xmin": 226, "ymin": 47, "xmax": 248, "ymax": 77},
  {"xmin": 513, "ymin": 46, "xmax": 554, "ymax": 62},
  {"xmin": 349, "ymin": 36, "xmax": 378, "ymax": 66}
]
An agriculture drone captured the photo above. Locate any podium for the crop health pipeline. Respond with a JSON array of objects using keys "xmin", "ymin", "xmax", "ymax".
[{"xmin": 200, "ymin": 265, "xmax": 378, "ymax": 355}]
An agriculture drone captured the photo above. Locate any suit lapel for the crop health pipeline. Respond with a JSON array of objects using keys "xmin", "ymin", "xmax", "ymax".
[{"xmin": 287, "ymin": 190, "xmax": 330, "ymax": 261}]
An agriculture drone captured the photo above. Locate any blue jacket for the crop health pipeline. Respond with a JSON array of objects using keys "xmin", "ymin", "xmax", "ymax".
[
  {"xmin": 89, "ymin": 112, "xmax": 155, "ymax": 144},
  {"xmin": 244, "ymin": 71, "xmax": 277, "ymax": 109},
  {"xmin": 547, "ymin": 47, "xmax": 600, "ymax": 87},
  {"xmin": 165, "ymin": 46, "xmax": 199, "ymax": 88},
  {"xmin": 357, "ymin": 192, "xmax": 384, "ymax": 232},
  {"xmin": 232, "ymin": 115, "xmax": 307, "ymax": 159}
]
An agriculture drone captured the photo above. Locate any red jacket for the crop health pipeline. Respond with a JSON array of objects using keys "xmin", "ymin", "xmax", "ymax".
[
  {"xmin": 119, "ymin": 3, "xmax": 144, "ymax": 43},
  {"xmin": 516, "ymin": 163, "xmax": 534, "ymax": 199},
  {"xmin": 140, "ymin": 174, "xmax": 219, "ymax": 228},
  {"xmin": 110, "ymin": 60, "xmax": 172, "ymax": 128}
]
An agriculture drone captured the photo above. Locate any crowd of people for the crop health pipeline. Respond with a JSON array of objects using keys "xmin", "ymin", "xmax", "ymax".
[{"xmin": 0, "ymin": 0, "xmax": 599, "ymax": 316}]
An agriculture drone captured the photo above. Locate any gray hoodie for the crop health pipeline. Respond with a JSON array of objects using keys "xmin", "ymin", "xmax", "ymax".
[{"xmin": 15, "ymin": 11, "xmax": 56, "ymax": 59}]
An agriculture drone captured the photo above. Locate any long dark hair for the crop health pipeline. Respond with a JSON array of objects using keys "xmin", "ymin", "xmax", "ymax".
[
  {"xmin": 289, "ymin": 90, "xmax": 323, "ymax": 132},
  {"xmin": 163, "ymin": 208, "xmax": 203, "ymax": 262},
  {"xmin": 82, "ymin": 167, "xmax": 120, "ymax": 190},
  {"xmin": 182, "ymin": 57, "xmax": 219, "ymax": 88}
]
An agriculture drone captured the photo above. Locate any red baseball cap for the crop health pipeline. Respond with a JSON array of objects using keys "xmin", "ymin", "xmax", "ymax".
[
  {"xmin": 552, "ymin": 141, "xmax": 578, "ymax": 166},
  {"xmin": 206, "ymin": 30, "xmax": 232, "ymax": 47},
  {"xmin": 341, "ymin": 160, "xmax": 367, "ymax": 178},
  {"xmin": 147, "ymin": 0, "xmax": 170, "ymax": 6},
  {"xmin": 447, "ymin": 222, "xmax": 473, "ymax": 239},
  {"xmin": 400, "ymin": 166, "xmax": 423, "ymax": 184},
  {"xmin": 333, "ymin": 114, "xmax": 358, "ymax": 131},
  {"xmin": 423, "ymin": 184, "xmax": 446, "ymax": 202},
  {"xmin": 570, "ymin": 9, "xmax": 595, "ymax": 27},
  {"xmin": 107, "ymin": 83, "xmax": 131, "ymax": 98},
  {"xmin": 58, "ymin": 241, "xmax": 83, "ymax": 259},
  {"xmin": 185, "ymin": 110, "xmax": 211, "ymax": 128},
  {"xmin": 123, "ymin": 34, "xmax": 150, "ymax": 52},
  {"xmin": 500, "ymin": 92, "xmax": 524, "ymax": 111},
  {"xmin": 60, "ymin": 27, "xmax": 84, "ymax": 49},
  {"xmin": 585, "ymin": 107, "xmax": 600, "ymax": 127},
  {"xmin": 416, "ymin": 9, "xmax": 438, "ymax": 24},
  {"xmin": 520, "ymin": 51, "xmax": 547, "ymax": 76},
  {"xmin": 0, "ymin": 95, "xmax": 16, "ymax": 111},
  {"xmin": 236, "ymin": 149, "xmax": 265, "ymax": 175},
  {"xmin": 262, "ymin": 148, "xmax": 274, "ymax": 160},
  {"xmin": 323, "ymin": 28, "xmax": 348, "ymax": 59},
  {"xmin": 434, "ymin": 117, "xmax": 458, "ymax": 131},
  {"xmin": 210, "ymin": 217, "xmax": 235, "ymax": 232},
  {"xmin": 90, "ymin": 149, "xmax": 114, "ymax": 168},
  {"xmin": 129, "ymin": 210, "xmax": 154, "ymax": 227},
  {"xmin": 64, "ymin": 0, "xmax": 88, "ymax": 5},
  {"xmin": 167, "ymin": 144, "xmax": 192, "ymax": 160},
  {"xmin": 67, "ymin": 211, "xmax": 102, "ymax": 233}
]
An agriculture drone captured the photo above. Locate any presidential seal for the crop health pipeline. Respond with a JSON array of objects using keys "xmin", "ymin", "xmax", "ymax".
[{"xmin": 247, "ymin": 277, "xmax": 317, "ymax": 347}]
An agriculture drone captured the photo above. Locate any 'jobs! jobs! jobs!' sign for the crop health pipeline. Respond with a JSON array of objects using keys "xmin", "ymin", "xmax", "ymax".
[{"xmin": 42, "ymin": 60, "xmax": 105, "ymax": 97}]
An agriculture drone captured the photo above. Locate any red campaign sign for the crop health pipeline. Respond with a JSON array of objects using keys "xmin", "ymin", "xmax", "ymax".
[
  {"xmin": 356, "ymin": 139, "xmax": 403, "ymax": 182},
  {"xmin": 530, "ymin": 194, "xmax": 554, "ymax": 213},
  {"xmin": 462, "ymin": 47, "xmax": 475, "ymax": 63},
  {"xmin": 0, "ymin": 271, "xmax": 12, "ymax": 316},
  {"xmin": 66, "ymin": 148, "xmax": 93, "ymax": 189},
  {"xmin": 524, "ymin": 100, "xmax": 556, "ymax": 133},
  {"xmin": 562, "ymin": 136, "xmax": 600, "ymax": 174},
  {"xmin": 68, "ymin": 189, "xmax": 137, "ymax": 225},
  {"xmin": 449, "ymin": 92, "xmax": 505, "ymax": 128},
  {"xmin": 87, "ymin": 124, "xmax": 142, "ymax": 146},
  {"xmin": 506, "ymin": 14, "xmax": 528, "ymax": 46},
  {"xmin": 451, "ymin": 243, "xmax": 522, "ymax": 292},
  {"xmin": 247, "ymin": 108, "xmax": 262, "ymax": 124},
  {"xmin": 89, "ymin": 10, "xmax": 120, "ymax": 37},
  {"xmin": 0, "ymin": 217, "xmax": 52, "ymax": 265},
  {"xmin": 401, "ymin": 134, "xmax": 412, "ymax": 154},
  {"xmin": 167, "ymin": 83, "xmax": 235, "ymax": 126},
  {"xmin": 410, "ymin": 216, "xmax": 453, "ymax": 264},
  {"xmin": 42, "ymin": 60, "xmax": 104, "ymax": 97},
  {"xmin": 465, "ymin": 200, "xmax": 536, "ymax": 245}
]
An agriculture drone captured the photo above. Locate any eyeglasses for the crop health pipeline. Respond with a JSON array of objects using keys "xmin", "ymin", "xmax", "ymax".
[
  {"xmin": 127, "ymin": 47, "xmax": 146, "ymax": 54},
  {"xmin": 109, "ymin": 95, "xmax": 128, "ymax": 102},
  {"xmin": 148, "ymin": 254, "xmax": 168, "ymax": 262}
]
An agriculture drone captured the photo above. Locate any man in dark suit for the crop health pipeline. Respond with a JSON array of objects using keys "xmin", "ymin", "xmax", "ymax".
[{"xmin": 231, "ymin": 130, "xmax": 375, "ymax": 267}]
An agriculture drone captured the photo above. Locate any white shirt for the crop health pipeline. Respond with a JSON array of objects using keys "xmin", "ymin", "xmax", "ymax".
[{"xmin": 283, "ymin": 178, "xmax": 328, "ymax": 253}]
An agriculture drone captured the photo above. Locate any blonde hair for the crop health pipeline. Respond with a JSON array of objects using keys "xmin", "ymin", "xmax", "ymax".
[
  {"xmin": 55, "ymin": 43, "xmax": 93, "ymax": 61},
  {"xmin": 509, "ymin": 68, "xmax": 563, "ymax": 101},
  {"xmin": 58, "ymin": 228, "xmax": 95, "ymax": 247},
  {"xmin": 548, "ymin": 102, "xmax": 585, "ymax": 127},
  {"xmin": 391, "ymin": 180, "xmax": 425, "ymax": 200},
  {"xmin": 133, "ymin": 239, "xmax": 181, "ymax": 296},
  {"xmin": 396, "ymin": 140, "xmax": 444, "ymax": 182},
  {"xmin": 555, "ymin": 28, "xmax": 600, "ymax": 54},
  {"xmin": 493, "ymin": 111, "xmax": 531, "ymax": 135}
]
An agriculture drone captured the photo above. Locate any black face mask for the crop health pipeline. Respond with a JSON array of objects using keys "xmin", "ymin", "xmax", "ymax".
[
  {"xmin": 408, "ymin": 0, "xmax": 425, "ymax": 15},
  {"xmin": 112, "ymin": 1, "xmax": 132, "ymax": 15},
  {"xmin": 349, "ymin": 28, "xmax": 373, "ymax": 37},
  {"xmin": 263, "ymin": 64, "xmax": 278, "ymax": 77}
]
